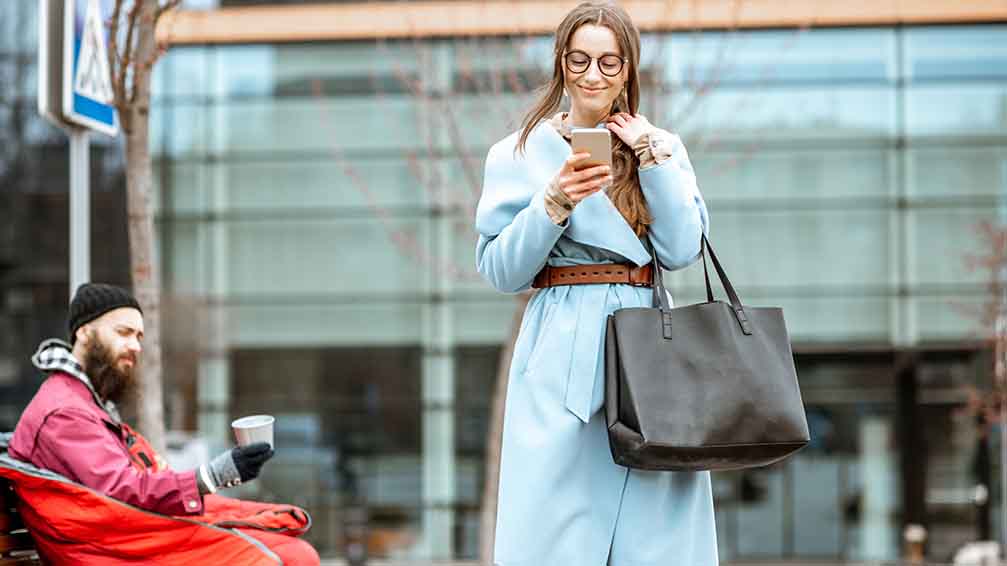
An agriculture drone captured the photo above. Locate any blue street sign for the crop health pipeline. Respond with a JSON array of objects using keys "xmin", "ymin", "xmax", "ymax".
[{"xmin": 62, "ymin": 0, "xmax": 118, "ymax": 136}]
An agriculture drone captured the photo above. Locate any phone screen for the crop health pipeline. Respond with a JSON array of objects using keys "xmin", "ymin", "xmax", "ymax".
[{"xmin": 570, "ymin": 128, "xmax": 612, "ymax": 168}]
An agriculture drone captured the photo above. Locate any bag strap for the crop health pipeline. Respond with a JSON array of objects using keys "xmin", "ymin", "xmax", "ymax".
[
  {"xmin": 643, "ymin": 238, "xmax": 674, "ymax": 339},
  {"xmin": 647, "ymin": 234, "xmax": 753, "ymax": 336}
]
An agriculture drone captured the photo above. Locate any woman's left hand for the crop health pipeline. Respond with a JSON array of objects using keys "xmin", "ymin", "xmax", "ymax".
[{"xmin": 606, "ymin": 113, "xmax": 655, "ymax": 146}]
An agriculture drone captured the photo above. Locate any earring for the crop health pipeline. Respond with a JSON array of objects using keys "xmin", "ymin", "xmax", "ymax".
[{"xmin": 563, "ymin": 87, "xmax": 569, "ymax": 98}]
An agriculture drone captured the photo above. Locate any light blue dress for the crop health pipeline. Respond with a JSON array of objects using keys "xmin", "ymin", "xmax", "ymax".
[{"xmin": 475, "ymin": 121, "xmax": 718, "ymax": 566}]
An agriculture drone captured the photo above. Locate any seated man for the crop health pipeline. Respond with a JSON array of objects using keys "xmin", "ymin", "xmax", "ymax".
[{"xmin": 9, "ymin": 283, "xmax": 320, "ymax": 565}]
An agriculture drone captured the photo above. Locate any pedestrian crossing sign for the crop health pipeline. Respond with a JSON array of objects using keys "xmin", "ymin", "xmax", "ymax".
[{"xmin": 62, "ymin": 0, "xmax": 118, "ymax": 136}]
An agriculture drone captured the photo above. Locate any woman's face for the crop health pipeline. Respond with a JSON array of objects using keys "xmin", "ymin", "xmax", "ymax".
[{"xmin": 563, "ymin": 24, "xmax": 627, "ymax": 120}]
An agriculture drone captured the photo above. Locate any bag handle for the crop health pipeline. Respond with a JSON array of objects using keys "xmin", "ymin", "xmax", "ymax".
[
  {"xmin": 647, "ymin": 234, "xmax": 753, "ymax": 336},
  {"xmin": 644, "ymin": 237, "xmax": 675, "ymax": 339}
]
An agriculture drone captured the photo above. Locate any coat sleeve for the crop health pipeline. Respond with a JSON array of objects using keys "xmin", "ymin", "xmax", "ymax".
[
  {"xmin": 475, "ymin": 146, "xmax": 568, "ymax": 294},
  {"xmin": 638, "ymin": 132, "xmax": 710, "ymax": 271},
  {"xmin": 34, "ymin": 408, "xmax": 204, "ymax": 516}
]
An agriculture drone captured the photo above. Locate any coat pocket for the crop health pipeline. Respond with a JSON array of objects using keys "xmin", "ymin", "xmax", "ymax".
[{"xmin": 523, "ymin": 302, "xmax": 558, "ymax": 375}]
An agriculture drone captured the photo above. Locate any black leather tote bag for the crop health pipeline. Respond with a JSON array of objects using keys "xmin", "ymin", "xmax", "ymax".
[{"xmin": 605, "ymin": 234, "xmax": 810, "ymax": 471}]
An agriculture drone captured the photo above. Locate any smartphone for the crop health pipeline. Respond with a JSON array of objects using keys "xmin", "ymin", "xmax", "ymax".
[{"xmin": 570, "ymin": 128, "xmax": 612, "ymax": 169}]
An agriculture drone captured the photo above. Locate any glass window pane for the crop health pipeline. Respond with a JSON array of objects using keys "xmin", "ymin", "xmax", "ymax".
[
  {"xmin": 667, "ymin": 282, "xmax": 891, "ymax": 343},
  {"xmin": 18, "ymin": 58, "xmax": 38, "ymax": 101},
  {"xmin": 450, "ymin": 93, "xmax": 535, "ymax": 148},
  {"xmin": 906, "ymin": 26, "xmax": 1007, "ymax": 81},
  {"xmin": 695, "ymin": 149, "xmax": 893, "ymax": 203},
  {"xmin": 230, "ymin": 302, "xmax": 425, "ymax": 346},
  {"xmin": 439, "ymin": 158, "xmax": 490, "ymax": 218},
  {"xmin": 911, "ymin": 208, "xmax": 995, "ymax": 287},
  {"xmin": 226, "ymin": 217, "xmax": 430, "ymax": 296},
  {"xmin": 0, "ymin": 3, "xmax": 14, "ymax": 53},
  {"xmin": 915, "ymin": 294, "xmax": 985, "ymax": 342},
  {"xmin": 2, "ymin": 2, "xmax": 37, "ymax": 54},
  {"xmin": 736, "ymin": 466, "xmax": 785, "ymax": 556},
  {"xmin": 159, "ymin": 163, "xmax": 210, "ymax": 215},
  {"xmin": 214, "ymin": 42, "xmax": 427, "ymax": 100},
  {"xmin": 155, "ymin": 46, "xmax": 211, "ymax": 102},
  {"xmin": 906, "ymin": 84, "xmax": 1007, "ymax": 139},
  {"xmin": 165, "ymin": 220, "xmax": 201, "ymax": 294},
  {"xmin": 908, "ymin": 146, "xmax": 1007, "ymax": 199},
  {"xmin": 673, "ymin": 88, "xmax": 895, "ymax": 144},
  {"xmin": 218, "ymin": 158, "xmax": 435, "ymax": 212},
  {"xmin": 663, "ymin": 28, "xmax": 894, "ymax": 86},
  {"xmin": 793, "ymin": 456, "xmax": 842, "ymax": 555},
  {"xmin": 0, "ymin": 60, "xmax": 12, "ymax": 104},
  {"xmin": 453, "ymin": 299, "xmax": 522, "ymax": 345},
  {"xmin": 847, "ymin": 415, "xmax": 900, "ymax": 561},
  {"xmin": 450, "ymin": 36, "xmax": 551, "ymax": 95},
  {"xmin": 680, "ymin": 209, "xmax": 891, "ymax": 289},
  {"xmin": 150, "ymin": 103, "xmax": 210, "ymax": 157},
  {"xmin": 215, "ymin": 97, "xmax": 430, "ymax": 154},
  {"xmin": 768, "ymin": 296, "xmax": 890, "ymax": 343},
  {"xmin": 18, "ymin": 2, "xmax": 38, "ymax": 55}
]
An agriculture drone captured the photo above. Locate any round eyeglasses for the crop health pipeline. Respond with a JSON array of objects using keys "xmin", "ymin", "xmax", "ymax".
[{"xmin": 563, "ymin": 50, "xmax": 627, "ymax": 77}]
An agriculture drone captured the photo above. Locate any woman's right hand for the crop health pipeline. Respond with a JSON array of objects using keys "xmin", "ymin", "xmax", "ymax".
[{"xmin": 555, "ymin": 152, "xmax": 612, "ymax": 204}]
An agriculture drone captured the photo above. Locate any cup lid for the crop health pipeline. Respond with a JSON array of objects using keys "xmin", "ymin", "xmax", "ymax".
[{"xmin": 231, "ymin": 414, "xmax": 275, "ymax": 428}]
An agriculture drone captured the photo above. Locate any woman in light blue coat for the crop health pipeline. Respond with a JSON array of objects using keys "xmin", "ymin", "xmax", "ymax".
[{"xmin": 474, "ymin": 3, "xmax": 717, "ymax": 565}]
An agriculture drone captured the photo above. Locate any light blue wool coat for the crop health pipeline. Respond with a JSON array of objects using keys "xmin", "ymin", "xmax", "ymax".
[{"xmin": 475, "ymin": 121, "xmax": 719, "ymax": 566}]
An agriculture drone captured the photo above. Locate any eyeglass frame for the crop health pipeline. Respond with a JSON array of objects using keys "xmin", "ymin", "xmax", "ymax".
[{"xmin": 562, "ymin": 49, "xmax": 629, "ymax": 78}]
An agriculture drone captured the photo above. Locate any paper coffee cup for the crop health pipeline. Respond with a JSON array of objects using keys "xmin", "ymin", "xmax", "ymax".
[{"xmin": 232, "ymin": 415, "xmax": 275, "ymax": 448}]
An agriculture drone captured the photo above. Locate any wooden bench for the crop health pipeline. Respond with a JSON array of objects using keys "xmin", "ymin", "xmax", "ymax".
[{"xmin": 0, "ymin": 478, "xmax": 41, "ymax": 565}]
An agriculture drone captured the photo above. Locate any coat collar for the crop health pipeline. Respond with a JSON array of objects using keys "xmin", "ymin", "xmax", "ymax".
[
  {"xmin": 31, "ymin": 338, "xmax": 122, "ymax": 423},
  {"xmin": 533, "ymin": 123, "xmax": 651, "ymax": 266}
]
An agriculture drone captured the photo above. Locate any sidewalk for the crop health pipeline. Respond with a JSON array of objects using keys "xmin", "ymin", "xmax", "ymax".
[{"xmin": 318, "ymin": 555, "xmax": 962, "ymax": 559}]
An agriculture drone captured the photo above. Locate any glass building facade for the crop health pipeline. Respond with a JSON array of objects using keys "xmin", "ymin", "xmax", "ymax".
[{"xmin": 1, "ymin": 0, "xmax": 1006, "ymax": 560}]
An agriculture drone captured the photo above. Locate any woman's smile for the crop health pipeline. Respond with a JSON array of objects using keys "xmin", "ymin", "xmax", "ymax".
[{"xmin": 578, "ymin": 84, "xmax": 608, "ymax": 95}]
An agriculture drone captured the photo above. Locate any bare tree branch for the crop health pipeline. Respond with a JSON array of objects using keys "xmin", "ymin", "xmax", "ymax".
[
  {"xmin": 155, "ymin": 0, "xmax": 183, "ymax": 22},
  {"xmin": 107, "ymin": 1, "xmax": 129, "ymax": 130},
  {"xmin": 124, "ymin": 2, "xmax": 142, "ymax": 105}
]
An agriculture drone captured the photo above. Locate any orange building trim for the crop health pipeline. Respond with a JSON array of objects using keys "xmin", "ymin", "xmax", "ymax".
[{"xmin": 157, "ymin": 0, "xmax": 1007, "ymax": 45}]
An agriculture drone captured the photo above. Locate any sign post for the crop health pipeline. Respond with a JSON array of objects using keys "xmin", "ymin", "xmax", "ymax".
[{"xmin": 38, "ymin": 0, "xmax": 118, "ymax": 299}]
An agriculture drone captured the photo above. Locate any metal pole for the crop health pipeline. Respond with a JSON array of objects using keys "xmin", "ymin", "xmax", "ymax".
[{"xmin": 69, "ymin": 128, "xmax": 90, "ymax": 298}]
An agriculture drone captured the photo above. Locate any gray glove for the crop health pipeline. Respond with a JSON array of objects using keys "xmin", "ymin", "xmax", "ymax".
[{"xmin": 197, "ymin": 442, "xmax": 274, "ymax": 494}]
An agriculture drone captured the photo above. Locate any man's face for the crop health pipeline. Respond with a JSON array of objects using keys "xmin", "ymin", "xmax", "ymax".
[{"xmin": 78, "ymin": 307, "xmax": 144, "ymax": 403}]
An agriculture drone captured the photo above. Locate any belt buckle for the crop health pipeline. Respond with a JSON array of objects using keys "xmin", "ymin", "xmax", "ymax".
[{"xmin": 629, "ymin": 265, "xmax": 651, "ymax": 287}]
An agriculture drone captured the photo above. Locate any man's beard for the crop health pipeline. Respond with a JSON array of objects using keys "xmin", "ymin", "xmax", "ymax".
[{"xmin": 82, "ymin": 334, "xmax": 136, "ymax": 405}]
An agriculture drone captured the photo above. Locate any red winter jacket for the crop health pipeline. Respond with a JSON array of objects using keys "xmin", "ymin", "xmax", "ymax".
[
  {"xmin": 3, "ymin": 367, "xmax": 313, "ymax": 564},
  {"xmin": 9, "ymin": 372, "xmax": 204, "ymax": 516},
  {"xmin": 0, "ymin": 454, "xmax": 310, "ymax": 565}
]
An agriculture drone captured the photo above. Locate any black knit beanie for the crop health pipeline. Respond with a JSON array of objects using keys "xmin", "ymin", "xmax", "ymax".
[{"xmin": 68, "ymin": 283, "xmax": 143, "ymax": 344}]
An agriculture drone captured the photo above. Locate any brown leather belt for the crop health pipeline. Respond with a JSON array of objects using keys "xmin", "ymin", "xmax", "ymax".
[{"xmin": 532, "ymin": 263, "xmax": 653, "ymax": 288}]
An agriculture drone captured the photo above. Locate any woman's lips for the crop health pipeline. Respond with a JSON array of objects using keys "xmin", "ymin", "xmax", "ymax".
[{"xmin": 579, "ymin": 85, "xmax": 606, "ymax": 95}]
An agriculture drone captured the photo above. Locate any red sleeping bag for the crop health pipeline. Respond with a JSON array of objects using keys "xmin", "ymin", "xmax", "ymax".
[{"xmin": 0, "ymin": 454, "xmax": 311, "ymax": 565}]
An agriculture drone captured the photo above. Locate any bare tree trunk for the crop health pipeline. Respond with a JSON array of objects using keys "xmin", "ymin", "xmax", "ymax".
[
  {"xmin": 121, "ymin": 0, "xmax": 166, "ymax": 453},
  {"xmin": 479, "ymin": 292, "xmax": 531, "ymax": 564}
]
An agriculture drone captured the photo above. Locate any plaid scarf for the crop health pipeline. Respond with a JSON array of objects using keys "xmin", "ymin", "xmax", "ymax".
[{"xmin": 31, "ymin": 338, "xmax": 122, "ymax": 423}]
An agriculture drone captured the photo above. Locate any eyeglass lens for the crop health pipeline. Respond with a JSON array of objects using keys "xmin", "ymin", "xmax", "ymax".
[{"xmin": 565, "ymin": 51, "xmax": 624, "ymax": 77}]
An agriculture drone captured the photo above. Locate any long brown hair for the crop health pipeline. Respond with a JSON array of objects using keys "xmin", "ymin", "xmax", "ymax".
[{"xmin": 516, "ymin": 1, "xmax": 651, "ymax": 236}]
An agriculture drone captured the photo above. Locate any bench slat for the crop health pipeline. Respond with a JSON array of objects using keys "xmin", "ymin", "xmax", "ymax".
[
  {"xmin": 0, "ymin": 553, "xmax": 42, "ymax": 565},
  {"xmin": 0, "ymin": 532, "xmax": 35, "ymax": 554}
]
